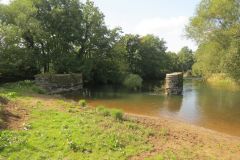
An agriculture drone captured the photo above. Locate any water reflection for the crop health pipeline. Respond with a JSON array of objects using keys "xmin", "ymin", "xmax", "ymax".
[
  {"xmin": 64, "ymin": 81, "xmax": 240, "ymax": 136},
  {"xmin": 162, "ymin": 96, "xmax": 183, "ymax": 113}
]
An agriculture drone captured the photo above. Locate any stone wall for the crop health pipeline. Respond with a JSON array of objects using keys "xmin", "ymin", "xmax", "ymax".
[
  {"xmin": 35, "ymin": 74, "xmax": 83, "ymax": 94},
  {"xmin": 165, "ymin": 72, "xmax": 183, "ymax": 95}
]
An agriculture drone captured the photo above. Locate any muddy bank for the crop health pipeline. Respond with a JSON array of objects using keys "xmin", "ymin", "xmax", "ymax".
[{"xmin": 126, "ymin": 113, "xmax": 240, "ymax": 159}]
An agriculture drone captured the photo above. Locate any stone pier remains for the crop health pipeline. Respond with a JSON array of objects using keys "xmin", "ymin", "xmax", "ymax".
[
  {"xmin": 165, "ymin": 72, "xmax": 183, "ymax": 95},
  {"xmin": 35, "ymin": 73, "xmax": 83, "ymax": 94}
]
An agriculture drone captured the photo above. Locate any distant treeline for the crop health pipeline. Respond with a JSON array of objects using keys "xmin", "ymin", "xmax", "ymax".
[{"xmin": 0, "ymin": 0, "xmax": 194, "ymax": 84}]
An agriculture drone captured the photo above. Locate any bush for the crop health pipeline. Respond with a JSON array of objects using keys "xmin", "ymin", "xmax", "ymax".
[
  {"xmin": 79, "ymin": 99, "xmax": 87, "ymax": 108},
  {"xmin": 111, "ymin": 109, "xmax": 123, "ymax": 121},
  {"xmin": 123, "ymin": 74, "xmax": 143, "ymax": 90},
  {"xmin": 1, "ymin": 92, "xmax": 17, "ymax": 99},
  {"xmin": 32, "ymin": 86, "xmax": 46, "ymax": 94},
  {"xmin": 96, "ymin": 106, "xmax": 110, "ymax": 116},
  {"xmin": 2, "ymin": 81, "xmax": 46, "ymax": 95},
  {"xmin": 96, "ymin": 106, "xmax": 124, "ymax": 120}
]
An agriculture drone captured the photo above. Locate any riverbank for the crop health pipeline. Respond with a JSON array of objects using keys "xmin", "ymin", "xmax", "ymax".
[
  {"xmin": 0, "ymin": 82, "xmax": 240, "ymax": 159},
  {"xmin": 127, "ymin": 114, "xmax": 240, "ymax": 159},
  {"xmin": 206, "ymin": 74, "xmax": 240, "ymax": 91}
]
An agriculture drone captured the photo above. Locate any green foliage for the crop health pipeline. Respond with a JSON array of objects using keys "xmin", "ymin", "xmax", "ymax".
[
  {"xmin": 186, "ymin": 0, "xmax": 240, "ymax": 82},
  {"xmin": 166, "ymin": 52, "xmax": 180, "ymax": 72},
  {"xmin": 138, "ymin": 35, "xmax": 168, "ymax": 79},
  {"xmin": 0, "ymin": 81, "xmax": 45, "ymax": 97},
  {"xmin": 123, "ymin": 74, "xmax": 143, "ymax": 90},
  {"xmin": 222, "ymin": 41, "xmax": 240, "ymax": 80},
  {"xmin": 0, "ymin": 0, "xmax": 195, "ymax": 84},
  {"xmin": 78, "ymin": 99, "xmax": 87, "ymax": 108},
  {"xmin": 96, "ymin": 106, "xmax": 124, "ymax": 121},
  {"xmin": 110, "ymin": 109, "xmax": 124, "ymax": 121},
  {"xmin": 96, "ymin": 106, "xmax": 111, "ymax": 116},
  {"xmin": 178, "ymin": 47, "xmax": 194, "ymax": 72}
]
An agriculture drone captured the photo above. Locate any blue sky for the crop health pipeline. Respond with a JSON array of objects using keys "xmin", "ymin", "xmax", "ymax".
[{"xmin": 1, "ymin": 0, "xmax": 200, "ymax": 52}]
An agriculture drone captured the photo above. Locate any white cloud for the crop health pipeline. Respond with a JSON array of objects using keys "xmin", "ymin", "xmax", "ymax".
[
  {"xmin": 132, "ymin": 16, "xmax": 197, "ymax": 52},
  {"xmin": 0, "ymin": 0, "xmax": 9, "ymax": 4}
]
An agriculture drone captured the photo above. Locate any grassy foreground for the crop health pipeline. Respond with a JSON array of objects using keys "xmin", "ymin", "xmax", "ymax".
[
  {"xmin": 0, "ymin": 81, "xmax": 240, "ymax": 160},
  {"xmin": 0, "ymin": 81, "xmax": 154, "ymax": 160}
]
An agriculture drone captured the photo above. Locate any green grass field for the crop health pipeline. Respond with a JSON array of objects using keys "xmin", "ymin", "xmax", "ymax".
[{"xmin": 0, "ymin": 81, "xmax": 153, "ymax": 160}]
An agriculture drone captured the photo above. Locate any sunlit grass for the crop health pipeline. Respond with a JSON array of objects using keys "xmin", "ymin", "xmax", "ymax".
[
  {"xmin": 0, "ymin": 82, "xmax": 153, "ymax": 159},
  {"xmin": 207, "ymin": 74, "xmax": 240, "ymax": 91}
]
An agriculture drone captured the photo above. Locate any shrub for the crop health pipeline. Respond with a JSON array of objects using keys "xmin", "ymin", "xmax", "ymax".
[
  {"xmin": 110, "ymin": 109, "xmax": 123, "ymax": 121},
  {"xmin": 96, "ymin": 106, "xmax": 110, "ymax": 116},
  {"xmin": 18, "ymin": 80, "xmax": 33, "ymax": 86},
  {"xmin": 79, "ymin": 99, "xmax": 87, "ymax": 108},
  {"xmin": 2, "ymin": 81, "xmax": 46, "ymax": 95},
  {"xmin": 32, "ymin": 86, "xmax": 46, "ymax": 94},
  {"xmin": 2, "ymin": 92, "xmax": 17, "ymax": 99},
  {"xmin": 96, "ymin": 106, "xmax": 124, "ymax": 121},
  {"xmin": 123, "ymin": 74, "xmax": 143, "ymax": 90}
]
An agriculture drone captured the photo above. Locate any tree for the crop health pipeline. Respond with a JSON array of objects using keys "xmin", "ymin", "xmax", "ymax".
[
  {"xmin": 139, "ymin": 35, "xmax": 168, "ymax": 79},
  {"xmin": 178, "ymin": 46, "xmax": 194, "ymax": 72},
  {"xmin": 0, "ymin": 0, "xmax": 41, "ymax": 78},
  {"xmin": 0, "ymin": 0, "xmax": 180, "ymax": 84},
  {"xmin": 186, "ymin": 0, "xmax": 240, "ymax": 80},
  {"xmin": 166, "ymin": 51, "xmax": 180, "ymax": 72}
]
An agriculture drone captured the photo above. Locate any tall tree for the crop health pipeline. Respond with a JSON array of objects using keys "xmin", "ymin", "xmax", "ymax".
[
  {"xmin": 139, "ymin": 35, "xmax": 167, "ymax": 79},
  {"xmin": 186, "ymin": 0, "xmax": 240, "ymax": 80}
]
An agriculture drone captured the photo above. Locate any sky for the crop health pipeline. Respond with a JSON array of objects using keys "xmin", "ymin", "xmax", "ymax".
[{"xmin": 0, "ymin": 0, "xmax": 200, "ymax": 52}]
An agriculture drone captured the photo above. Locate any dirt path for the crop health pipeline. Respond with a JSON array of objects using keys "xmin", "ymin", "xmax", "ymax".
[{"xmin": 0, "ymin": 101, "xmax": 29, "ymax": 130}]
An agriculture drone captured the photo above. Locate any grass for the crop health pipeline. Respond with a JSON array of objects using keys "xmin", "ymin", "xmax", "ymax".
[
  {"xmin": 0, "ymin": 81, "xmax": 153, "ymax": 160},
  {"xmin": 0, "ymin": 80, "xmax": 46, "ymax": 97},
  {"xmin": 0, "ymin": 109, "xmax": 152, "ymax": 159},
  {"xmin": 207, "ymin": 74, "xmax": 240, "ymax": 91},
  {"xmin": 96, "ymin": 106, "xmax": 124, "ymax": 121},
  {"xmin": 78, "ymin": 99, "xmax": 87, "ymax": 108},
  {"xmin": 145, "ymin": 150, "xmax": 177, "ymax": 160}
]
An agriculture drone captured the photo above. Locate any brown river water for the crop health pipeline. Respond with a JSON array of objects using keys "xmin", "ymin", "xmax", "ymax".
[{"xmin": 65, "ymin": 80, "xmax": 240, "ymax": 137}]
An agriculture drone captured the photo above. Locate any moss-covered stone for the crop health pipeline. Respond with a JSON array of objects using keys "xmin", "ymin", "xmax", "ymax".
[
  {"xmin": 35, "ymin": 73, "xmax": 83, "ymax": 94},
  {"xmin": 165, "ymin": 72, "xmax": 183, "ymax": 95}
]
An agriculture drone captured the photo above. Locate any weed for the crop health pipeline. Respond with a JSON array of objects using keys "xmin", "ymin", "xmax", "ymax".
[
  {"xmin": 110, "ymin": 109, "xmax": 124, "ymax": 121},
  {"xmin": 96, "ymin": 106, "xmax": 111, "ymax": 116},
  {"xmin": 79, "ymin": 99, "xmax": 87, "ymax": 108},
  {"xmin": 159, "ymin": 128, "xmax": 169, "ymax": 137},
  {"xmin": 3, "ymin": 92, "xmax": 17, "ymax": 99}
]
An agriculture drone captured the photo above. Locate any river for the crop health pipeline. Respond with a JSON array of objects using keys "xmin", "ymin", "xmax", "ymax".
[{"xmin": 65, "ymin": 80, "xmax": 240, "ymax": 137}]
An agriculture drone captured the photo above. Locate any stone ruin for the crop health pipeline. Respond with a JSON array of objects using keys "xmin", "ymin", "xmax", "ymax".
[
  {"xmin": 165, "ymin": 72, "xmax": 183, "ymax": 95},
  {"xmin": 35, "ymin": 73, "xmax": 83, "ymax": 94}
]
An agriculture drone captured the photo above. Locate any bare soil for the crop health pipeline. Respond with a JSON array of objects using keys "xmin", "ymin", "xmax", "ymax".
[
  {"xmin": 128, "ymin": 114, "xmax": 240, "ymax": 160},
  {"xmin": 0, "ymin": 101, "xmax": 29, "ymax": 130}
]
